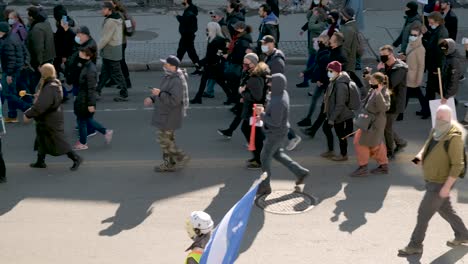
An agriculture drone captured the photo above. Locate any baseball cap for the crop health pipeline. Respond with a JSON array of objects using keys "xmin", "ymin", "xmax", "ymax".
[
  {"xmin": 160, "ymin": 55, "xmax": 180, "ymax": 68},
  {"xmin": 209, "ymin": 10, "xmax": 224, "ymax": 17},
  {"xmin": 261, "ymin": 35, "xmax": 276, "ymax": 44}
]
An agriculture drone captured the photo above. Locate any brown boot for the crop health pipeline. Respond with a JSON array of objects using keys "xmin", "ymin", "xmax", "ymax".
[
  {"xmin": 398, "ymin": 246, "xmax": 423, "ymax": 256},
  {"xmin": 331, "ymin": 155, "xmax": 348, "ymax": 162},
  {"xmin": 350, "ymin": 165, "xmax": 368, "ymax": 177},
  {"xmin": 370, "ymin": 164, "xmax": 389, "ymax": 174},
  {"xmin": 320, "ymin": 151, "xmax": 335, "ymax": 159}
]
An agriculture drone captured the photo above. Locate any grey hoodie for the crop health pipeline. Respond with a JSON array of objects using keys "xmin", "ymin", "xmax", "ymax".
[
  {"xmin": 443, "ymin": 38, "xmax": 466, "ymax": 98},
  {"xmin": 261, "ymin": 73, "xmax": 289, "ymax": 137}
]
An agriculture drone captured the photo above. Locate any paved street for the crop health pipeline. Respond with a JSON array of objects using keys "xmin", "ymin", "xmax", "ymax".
[{"xmin": 1, "ymin": 65, "xmax": 468, "ymax": 263}]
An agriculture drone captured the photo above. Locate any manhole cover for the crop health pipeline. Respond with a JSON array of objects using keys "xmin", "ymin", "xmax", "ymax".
[{"xmin": 255, "ymin": 190, "xmax": 317, "ymax": 215}]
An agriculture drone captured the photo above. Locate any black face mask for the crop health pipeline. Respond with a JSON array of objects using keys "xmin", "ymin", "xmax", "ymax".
[
  {"xmin": 405, "ymin": 10, "xmax": 416, "ymax": 17},
  {"xmin": 318, "ymin": 43, "xmax": 326, "ymax": 50},
  {"xmin": 182, "ymin": 2, "xmax": 187, "ymax": 6},
  {"xmin": 380, "ymin": 55, "xmax": 389, "ymax": 63},
  {"xmin": 370, "ymin": 84, "xmax": 379, "ymax": 89}
]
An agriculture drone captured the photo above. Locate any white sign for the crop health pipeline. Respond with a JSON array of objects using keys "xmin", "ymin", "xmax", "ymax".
[
  {"xmin": 417, "ymin": 0, "xmax": 429, "ymax": 4},
  {"xmin": 429, "ymin": 98, "xmax": 457, "ymax": 128}
]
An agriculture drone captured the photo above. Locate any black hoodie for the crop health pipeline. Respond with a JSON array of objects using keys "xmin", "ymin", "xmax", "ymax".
[{"xmin": 177, "ymin": 4, "xmax": 198, "ymax": 35}]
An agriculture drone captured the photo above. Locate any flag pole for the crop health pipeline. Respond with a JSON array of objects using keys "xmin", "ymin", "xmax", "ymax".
[
  {"xmin": 437, "ymin": 67, "xmax": 444, "ymax": 100},
  {"xmin": 248, "ymin": 172, "xmax": 268, "ymax": 192}
]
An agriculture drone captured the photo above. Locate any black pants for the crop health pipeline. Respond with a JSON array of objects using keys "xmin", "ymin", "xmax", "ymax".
[
  {"xmin": 241, "ymin": 119, "xmax": 264, "ymax": 163},
  {"xmin": 322, "ymin": 118, "xmax": 353, "ymax": 156},
  {"xmin": 194, "ymin": 67, "xmax": 231, "ymax": 101},
  {"xmin": 97, "ymin": 59, "xmax": 128, "ymax": 98},
  {"xmin": 121, "ymin": 43, "xmax": 131, "ymax": 87},
  {"xmin": 406, "ymin": 87, "xmax": 429, "ymax": 113},
  {"xmin": 226, "ymin": 102, "xmax": 243, "ymax": 133},
  {"xmin": 385, "ymin": 113, "xmax": 406, "ymax": 155},
  {"xmin": 423, "ymin": 72, "xmax": 439, "ymax": 114},
  {"xmin": 0, "ymin": 138, "xmax": 5, "ymax": 180},
  {"xmin": 177, "ymin": 34, "xmax": 200, "ymax": 65}
]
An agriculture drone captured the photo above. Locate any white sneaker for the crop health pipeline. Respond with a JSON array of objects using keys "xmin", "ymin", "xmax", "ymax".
[
  {"xmin": 87, "ymin": 132, "xmax": 97, "ymax": 138},
  {"xmin": 104, "ymin": 129, "xmax": 113, "ymax": 144},
  {"xmin": 73, "ymin": 141, "xmax": 88, "ymax": 151},
  {"xmin": 286, "ymin": 136, "xmax": 302, "ymax": 151}
]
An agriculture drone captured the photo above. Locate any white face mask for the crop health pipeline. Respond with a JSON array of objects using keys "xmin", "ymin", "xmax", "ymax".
[
  {"xmin": 261, "ymin": 45, "xmax": 269, "ymax": 54},
  {"xmin": 327, "ymin": 71, "xmax": 335, "ymax": 79},
  {"xmin": 8, "ymin": 18, "xmax": 15, "ymax": 25},
  {"xmin": 314, "ymin": 0, "xmax": 320, "ymax": 4},
  {"xmin": 409, "ymin": 36, "xmax": 418, "ymax": 42},
  {"xmin": 430, "ymin": 25, "xmax": 437, "ymax": 30},
  {"xmin": 313, "ymin": 41, "xmax": 319, "ymax": 51},
  {"xmin": 74, "ymin": 36, "xmax": 81, "ymax": 44}
]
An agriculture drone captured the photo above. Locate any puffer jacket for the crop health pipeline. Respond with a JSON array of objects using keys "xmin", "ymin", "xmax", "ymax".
[
  {"xmin": 241, "ymin": 63, "xmax": 270, "ymax": 120},
  {"xmin": 65, "ymin": 37, "xmax": 97, "ymax": 85},
  {"xmin": 323, "ymin": 71, "xmax": 355, "ymax": 124},
  {"xmin": 442, "ymin": 38, "xmax": 465, "ymax": 98},
  {"xmin": 27, "ymin": 12, "xmax": 56, "ymax": 68},
  {"xmin": 261, "ymin": 73, "xmax": 289, "ymax": 136},
  {"xmin": 381, "ymin": 59, "xmax": 408, "ymax": 114},
  {"xmin": 0, "ymin": 31, "xmax": 28, "ymax": 76},
  {"xmin": 258, "ymin": 13, "xmax": 280, "ymax": 45},
  {"xmin": 98, "ymin": 12, "xmax": 123, "ymax": 61},
  {"xmin": 74, "ymin": 60, "xmax": 97, "ymax": 118},
  {"xmin": 405, "ymin": 36, "xmax": 425, "ymax": 88},
  {"xmin": 177, "ymin": 4, "xmax": 198, "ymax": 35}
]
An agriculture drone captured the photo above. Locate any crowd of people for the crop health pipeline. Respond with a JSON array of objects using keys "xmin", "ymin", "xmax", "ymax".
[{"xmin": 0, "ymin": 0, "xmax": 467, "ymax": 261}]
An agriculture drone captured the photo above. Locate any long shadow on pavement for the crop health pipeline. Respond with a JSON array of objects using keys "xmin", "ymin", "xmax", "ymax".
[{"xmin": 430, "ymin": 245, "xmax": 468, "ymax": 264}]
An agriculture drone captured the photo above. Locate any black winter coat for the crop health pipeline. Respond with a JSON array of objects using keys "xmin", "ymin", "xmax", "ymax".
[
  {"xmin": 305, "ymin": 47, "xmax": 331, "ymax": 85},
  {"xmin": 54, "ymin": 26, "xmax": 76, "ymax": 59},
  {"xmin": 443, "ymin": 9, "xmax": 458, "ymax": 41},
  {"xmin": 241, "ymin": 66, "xmax": 270, "ymax": 120},
  {"xmin": 177, "ymin": 4, "xmax": 198, "ymax": 35},
  {"xmin": 228, "ymin": 32, "xmax": 252, "ymax": 65},
  {"xmin": 74, "ymin": 61, "xmax": 97, "ymax": 118},
  {"xmin": 200, "ymin": 36, "xmax": 227, "ymax": 79},
  {"xmin": 65, "ymin": 38, "xmax": 97, "ymax": 85},
  {"xmin": 329, "ymin": 46, "xmax": 348, "ymax": 68},
  {"xmin": 24, "ymin": 78, "xmax": 71, "ymax": 156},
  {"xmin": 381, "ymin": 59, "xmax": 408, "ymax": 114},
  {"xmin": 0, "ymin": 32, "xmax": 28, "ymax": 76},
  {"xmin": 423, "ymin": 25, "xmax": 449, "ymax": 72},
  {"xmin": 226, "ymin": 11, "xmax": 245, "ymax": 37}
]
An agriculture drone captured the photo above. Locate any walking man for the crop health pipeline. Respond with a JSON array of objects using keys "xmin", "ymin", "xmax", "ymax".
[
  {"xmin": 256, "ymin": 73, "xmax": 309, "ymax": 196},
  {"xmin": 144, "ymin": 55, "xmax": 190, "ymax": 172},
  {"xmin": 175, "ymin": 0, "xmax": 202, "ymax": 75},
  {"xmin": 96, "ymin": 1, "xmax": 128, "ymax": 102},
  {"xmin": 399, "ymin": 105, "xmax": 468, "ymax": 256}
]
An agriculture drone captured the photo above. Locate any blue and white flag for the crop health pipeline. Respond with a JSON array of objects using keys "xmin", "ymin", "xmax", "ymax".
[{"xmin": 199, "ymin": 173, "xmax": 267, "ymax": 264}]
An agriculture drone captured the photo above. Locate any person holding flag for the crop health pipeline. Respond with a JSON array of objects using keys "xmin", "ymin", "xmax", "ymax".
[
  {"xmin": 184, "ymin": 211, "xmax": 214, "ymax": 264},
  {"xmin": 255, "ymin": 73, "xmax": 310, "ymax": 196}
]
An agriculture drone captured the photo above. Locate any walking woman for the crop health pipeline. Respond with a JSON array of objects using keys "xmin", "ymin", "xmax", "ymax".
[
  {"xmin": 6, "ymin": 10, "xmax": 27, "ymax": 43},
  {"xmin": 112, "ymin": 0, "xmax": 133, "ymax": 88},
  {"xmin": 190, "ymin": 22, "xmax": 230, "ymax": 104},
  {"xmin": 351, "ymin": 72, "xmax": 391, "ymax": 177},
  {"xmin": 24, "ymin": 63, "xmax": 82, "ymax": 171},
  {"xmin": 73, "ymin": 47, "xmax": 114, "ymax": 150}
]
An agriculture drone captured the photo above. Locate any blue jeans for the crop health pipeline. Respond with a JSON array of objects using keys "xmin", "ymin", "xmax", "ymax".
[
  {"xmin": 205, "ymin": 79, "xmax": 216, "ymax": 97},
  {"xmin": 1, "ymin": 71, "xmax": 32, "ymax": 118},
  {"xmin": 77, "ymin": 115, "xmax": 106, "ymax": 144}
]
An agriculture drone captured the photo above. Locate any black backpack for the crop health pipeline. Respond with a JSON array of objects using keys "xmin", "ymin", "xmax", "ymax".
[{"xmin": 444, "ymin": 138, "xmax": 467, "ymax": 179}]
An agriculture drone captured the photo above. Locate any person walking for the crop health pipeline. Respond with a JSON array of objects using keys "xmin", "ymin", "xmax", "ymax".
[
  {"xmin": 209, "ymin": 9, "xmax": 230, "ymax": 40},
  {"xmin": 420, "ymin": 11, "xmax": 449, "ymax": 117},
  {"xmin": 240, "ymin": 53, "xmax": 270, "ymax": 169},
  {"xmin": 112, "ymin": 0, "xmax": 134, "ymax": 88},
  {"xmin": 73, "ymin": 48, "xmax": 114, "ymax": 150},
  {"xmin": 189, "ymin": 22, "xmax": 230, "ymax": 104},
  {"xmin": 0, "ymin": 22, "xmax": 31, "ymax": 123},
  {"xmin": 339, "ymin": 7, "xmax": 361, "ymax": 86},
  {"xmin": 96, "ymin": 1, "xmax": 128, "ymax": 102},
  {"xmin": 405, "ymin": 27, "xmax": 428, "ymax": 118},
  {"xmin": 351, "ymin": 72, "xmax": 391, "ymax": 177},
  {"xmin": 175, "ymin": 0, "xmax": 202, "ymax": 75},
  {"xmin": 24, "ymin": 63, "xmax": 82, "ymax": 171},
  {"xmin": 439, "ymin": 38, "xmax": 465, "ymax": 103},
  {"xmin": 257, "ymin": 4, "xmax": 279, "ymax": 54},
  {"xmin": 225, "ymin": 0, "xmax": 245, "ymax": 38},
  {"xmin": 321, "ymin": 61, "xmax": 354, "ymax": 162},
  {"xmin": 260, "ymin": 35, "xmax": 301, "ymax": 151},
  {"xmin": 255, "ymin": 73, "xmax": 310, "ymax": 196},
  {"xmin": 393, "ymin": 1, "xmax": 422, "ymax": 56},
  {"xmin": 440, "ymin": 0, "xmax": 458, "ymax": 41},
  {"xmin": 398, "ymin": 105, "xmax": 468, "ymax": 256},
  {"xmin": 144, "ymin": 55, "xmax": 190, "ymax": 172},
  {"xmin": 377, "ymin": 45, "xmax": 408, "ymax": 159},
  {"xmin": 7, "ymin": 10, "xmax": 27, "ymax": 44},
  {"xmin": 26, "ymin": 6, "xmax": 55, "ymax": 91}
]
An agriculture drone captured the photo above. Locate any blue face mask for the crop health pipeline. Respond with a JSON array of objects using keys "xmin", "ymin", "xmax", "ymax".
[
  {"xmin": 8, "ymin": 18, "xmax": 15, "ymax": 25},
  {"xmin": 74, "ymin": 36, "xmax": 81, "ymax": 44}
]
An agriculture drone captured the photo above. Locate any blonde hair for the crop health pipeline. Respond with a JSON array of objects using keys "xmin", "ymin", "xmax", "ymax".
[
  {"xmin": 37, "ymin": 63, "xmax": 61, "ymax": 94},
  {"xmin": 207, "ymin": 22, "xmax": 223, "ymax": 42}
]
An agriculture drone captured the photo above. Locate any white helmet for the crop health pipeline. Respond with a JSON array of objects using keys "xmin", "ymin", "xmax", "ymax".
[{"xmin": 188, "ymin": 211, "xmax": 214, "ymax": 236}]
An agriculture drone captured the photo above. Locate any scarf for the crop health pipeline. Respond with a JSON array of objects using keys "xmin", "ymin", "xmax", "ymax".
[{"xmin": 433, "ymin": 120, "xmax": 452, "ymax": 141}]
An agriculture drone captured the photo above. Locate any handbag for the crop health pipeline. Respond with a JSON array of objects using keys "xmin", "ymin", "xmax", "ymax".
[{"xmin": 354, "ymin": 110, "xmax": 375, "ymax": 132}]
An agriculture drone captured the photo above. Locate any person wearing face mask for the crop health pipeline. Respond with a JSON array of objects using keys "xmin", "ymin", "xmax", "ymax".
[
  {"xmin": 421, "ymin": 11, "xmax": 449, "ymax": 117},
  {"xmin": 175, "ymin": 0, "xmax": 202, "ymax": 75},
  {"xmin": 405, "ymin": 27, "xmax": 428, "ymax": 119},
  {"xmin": 377, "ymin": 45, "xmax": 408, "ymax": 159},
  {"xmin": 0, "ymin": 22, "xmax": 31, "ymax": 123},
  {"xmin": 144, "ymin": 55, "xmax": 190, "ymax": 172},
  {"xmin": 239, "ymin": 53, "xmax": 270, "ymax": 169},
  {"xmin": 321, "ymin": 61, "xmax": 354, "ymax": 162},
  {"xmin": 190, "ymin": 22, "xmax": 230, "ymax": 104},
  {"xmin": 339, "ymin": 7, "xmax": 358, "ymax": 75},
  {"xmin": 439, "ymin": 39, "xmax": 465, "ymax": 103},
  {"xmin": 351, "ymin": 72, "xmax": 391, "ymax": 177},
  {"xmin": 393, "ymin": 1, "xmax": 422, "ymax": 57},
  {"xmin": 184, "ymin": 211, "xmax": 213, "ymax": 264},
  {"xmin": 73, "ymin": 48, "xmax": 113, "ymax": 151},
  {"xmin": 257, "ymin": 4, "xmax": 279, "ymax": 55},
  {"xmin": 440, "ymin": 0, "xmax": 457, "ymax": 41},
  {"xmin": 5, "ymin": 10, "xmax": 27, "ymax": 44},
  {"xmin": 399, "ymin": 105, "xmax": 468, "ymax": 256},
  {"xmin": 255, "ymin": 73, "xmax": 310, "ymax": 196}
]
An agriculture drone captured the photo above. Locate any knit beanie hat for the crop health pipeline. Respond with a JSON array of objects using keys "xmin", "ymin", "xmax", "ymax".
[
  {"xmin": 327, "ymin": 61, "xmax": 342, "ymax": 73},
  {"xmin": 244, "ymin": 53, "xmax": 259, "ymax": 66},
  {"xmin": 0, "ymin": 22, "xmax": 10, "ymax": 33},
  {"xmin": 406, "ymin": 1, "xmax": 419, "ymax": 12},
  {"xmin": 341, "ymin": 7, "xmax": 355, "ymax": 20}
]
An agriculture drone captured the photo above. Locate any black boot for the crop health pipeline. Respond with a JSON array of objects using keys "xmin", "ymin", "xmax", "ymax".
[
  {"xmin": 0, "ymin": 176, "xmax": 6, "ymax": 183},
  {"xmin": 190, "ymin": 97, "xmax": 202, "ymax": 104},
  {"xmin": 30, "ymin": 153, "xmax": 47, "ymax": 168},
  {"xmin": 67, "ymin": 152, "xmax": 82, "ymax": 171}
]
